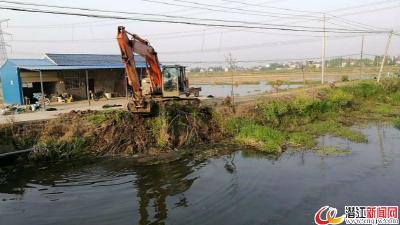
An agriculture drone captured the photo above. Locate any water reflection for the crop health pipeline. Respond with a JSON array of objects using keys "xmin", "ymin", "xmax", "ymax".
[{"xmin": 133, "ymin": 160, "xmax": 197, "ymax": 225}]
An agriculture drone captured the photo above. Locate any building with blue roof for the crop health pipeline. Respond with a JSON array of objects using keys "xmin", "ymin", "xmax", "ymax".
[{"xmin": 0, "ymin": 53, "xmax": 147, "ymax": 105}]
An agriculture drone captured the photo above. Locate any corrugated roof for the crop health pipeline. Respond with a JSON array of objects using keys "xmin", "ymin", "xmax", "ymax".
[
  {"xmin": 19, "ymin": 65, "xmax": 127, "ymax": 71},
  {"xmin": 45, "ymin": 53, "xmax": 145, "ymax": 66},
  {"xmin": 7, "ymin": 58, "xmax": 56, "ymax": 67},
  {"xmin": 3, "ymin": 54, "xmax": 148, "ymax": 71}
]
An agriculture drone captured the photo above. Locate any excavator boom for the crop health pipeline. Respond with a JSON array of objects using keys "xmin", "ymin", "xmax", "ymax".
[{"xmin": 117, "ymin": 26, "xmax": 163, "ymax": 98}]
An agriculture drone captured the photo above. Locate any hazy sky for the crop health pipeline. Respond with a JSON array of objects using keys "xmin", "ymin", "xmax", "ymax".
[{"xmin": 1, "ymin": 0, "xmax": 399, "ymax": 66}]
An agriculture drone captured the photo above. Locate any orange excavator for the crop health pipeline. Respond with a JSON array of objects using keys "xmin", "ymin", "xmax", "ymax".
[{"xmin": 117, "ymin": 26, "xmax": 201, "ymax": 113}]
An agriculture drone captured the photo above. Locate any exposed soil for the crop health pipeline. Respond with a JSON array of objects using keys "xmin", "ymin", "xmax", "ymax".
[{"xmin": 28, "ymin": 102, "xmax": 224, "ymax": 160}]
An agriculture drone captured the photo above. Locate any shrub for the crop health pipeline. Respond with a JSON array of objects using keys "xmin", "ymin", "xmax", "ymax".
[
  {"xmin": 380, "ymin": 77, "xmax": 400, "ymax": 93},
  {"xmin": 325, "ymin": 89, "xmax": 354, "ymax": 109},
  {"xmin": 384, "ymin": 92, "xmax": 400, "ymax": 106},
  {"xmin": 341, "ymin": 75, "xmax": 349, "ymax": 82},
  {"xmin": 341, "ymin": 82, "xmax": 383, "ymax": 98}
]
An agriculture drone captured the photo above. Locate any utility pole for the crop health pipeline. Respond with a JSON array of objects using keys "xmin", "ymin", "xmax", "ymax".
[
  {"xmin": 321, "ymin": 14, "xmax": 326, "ymax": 84},
  {"xmin": 359, "ymin": 35, "xmax": 364, "ymax": 80},
  {"xmin": 226, "ymin": 53, "xmax": 236, "ymax": 111},
  {"xmin": 377, "ymin": 31, "xmax": 393, "ymax": 83},
  {"xmin": 0, "ymin": 19, "xmax": 9, "ymax": 67}
]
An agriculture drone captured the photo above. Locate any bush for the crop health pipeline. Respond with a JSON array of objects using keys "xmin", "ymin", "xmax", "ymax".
[
  {"xmin": 380, "ymin": 77, "xmax": 400, "ymax": 93},
  {"xmin": 257, "ymin": 90, "xmax": 354, "ymax": 128},
  {"xmin": 341, "ymin": 75, "xmax": 349, "ymax": 82},
  {"xmin": 384, "ymin": 92, "xmax": 400, "ymax": 106},
  {"xmin": 341, "ymin": 82, "xmax": 383, "ymax": 98},
  {"xmin": 325, "ymin": 89, "xmax": 354, "ymax": 109}
]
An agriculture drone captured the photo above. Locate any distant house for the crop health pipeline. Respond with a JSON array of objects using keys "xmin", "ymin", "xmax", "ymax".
[{"xmin": 0, "ymin": 53, "xmax": 148, "ymax": 105}]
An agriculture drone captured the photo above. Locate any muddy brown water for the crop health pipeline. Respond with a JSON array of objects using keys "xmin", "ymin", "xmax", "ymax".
[{"xmin": 1, "ymin": 124, "xmax": 400, "ymax": 225}]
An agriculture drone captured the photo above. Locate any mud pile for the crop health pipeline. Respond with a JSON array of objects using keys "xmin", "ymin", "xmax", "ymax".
[{"xmin": 30, "ymin": 103, "xmax": 222, "ymax": 160}]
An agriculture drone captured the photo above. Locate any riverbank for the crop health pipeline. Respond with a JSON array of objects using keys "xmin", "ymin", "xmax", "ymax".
[
  {"xmin": 1, "ymin": 79, "xmax": 399, "ymax": 162},
  {"xmin": 187, "ymin": 66, "xmax": 399, "ymax": 85},
  {"xmin": 217, "ymin": 78, "xmax": 400, "ymax": 153}
]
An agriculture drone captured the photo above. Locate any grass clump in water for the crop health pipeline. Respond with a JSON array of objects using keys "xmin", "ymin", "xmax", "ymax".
[
  {"xmin": 222, "ymin": 117, "xmax": 285, "ymax": 153},
  {"xmin": 316, "ymin": 146, "xmax": 351, "ymax": 156},
  {"xmin": 31, "ymin": 137, "xmax": 87, "ymax": 160},
  {"xmin": 288, "ymin": 132, "xmax": 317, "ymax": 149},
  {"xmin": 298, "ymin": 120, "xmax": 367, "ymax": 143}
]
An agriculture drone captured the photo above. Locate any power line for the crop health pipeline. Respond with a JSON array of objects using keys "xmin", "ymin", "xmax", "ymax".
[
  {"xmin": 218, "ymin": 0, "xmax": 321, "ymax": 14},
  {"xmin": 161, "ymin": 0, "xmax": 322, "ymax": 19},
  {"xmin": 336, "ymin": 4, "xmax": 400, "ymax": 18},
  {"xmin": 163, "ymin": 53, "xmax": 364, "ymax": 64},
  {"xmin": 160, "ymin": 35, "xmax": 366, "ymax": 55},
  {"xmin": 1, "ymin": 1, "xmax": 388, "ymax": 33},
  {"xmin": 0, "ymin": 0, "xmax": 318, "ymax": 25},
  {"xmin": 0, "ymin": 5, "xmax": 389, "ymax": 34},
  {"xmin": 328, "ymin": 0, "xmax": 398, "ymax": 13}
]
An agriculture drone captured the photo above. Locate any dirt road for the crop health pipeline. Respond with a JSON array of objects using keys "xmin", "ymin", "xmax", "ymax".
[{"xmin": 0, "ymin": 98, "xmax": 126, "ymax": 124}]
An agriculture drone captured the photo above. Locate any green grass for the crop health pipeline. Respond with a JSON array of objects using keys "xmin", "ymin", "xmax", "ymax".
[
  {"xmin": 235, "ymin": 122, "xmax": 285, "ymax": 153},
  {"xmin": 150, "ymin": 117, "xmax": 169, "ymax": 148},
  {"xmin": 385, "ymin": 92, "xmax": 400, "ymax": 106},
  {"xmin": 373, "ymin": 104, "xmax": 396, "ymax": 114},
  {"xmin": 31, "ymin": 137, "xmax": 87, "ymax": 160},
  {"xmin": 86, "ymin": 110, "xmax": 127, "ymax": 125},
  {"xmin": 394, "ymin": 118, "xmax": 400, "ymax": 129},
  {"xmin": 222, "ymin": 118, "xmax": 286, "ymax": 153},
  {"xmin": 299, "ymin": 121, "xmax": 367, "ymax": 143},
  {"xmin": 288, "ymin": 132, "xmax": 317, "ymax": 149},
  {"xmin": 86, "ymin": 111, "xmax": 111, "ymax": 125},
  {"xmin": 316, "ymin": 146, "xmax": 351, "ymax": 156}
]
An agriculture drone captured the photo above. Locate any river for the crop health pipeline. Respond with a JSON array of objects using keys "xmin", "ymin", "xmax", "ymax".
[
  {"xmin": 1, "ymin": 124, "xmax": 399, "ymax": 225},
  {"xmin": 196, "ymin": 82, "xmax": 303, "ymax": 97}
]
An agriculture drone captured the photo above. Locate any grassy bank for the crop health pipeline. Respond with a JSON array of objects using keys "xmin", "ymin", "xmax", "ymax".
[
  {"xmin": 3, "ymin": 78, "xmax": 400, "ymax": 160},
  {"xmin": 216, "ymin": 78, "xmax": 400, "ymax": 153}
]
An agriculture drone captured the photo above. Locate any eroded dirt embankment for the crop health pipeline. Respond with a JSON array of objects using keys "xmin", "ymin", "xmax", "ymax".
[{"xmin": 19, "ymin": 102, "xmax": 223, "ymax": 160}]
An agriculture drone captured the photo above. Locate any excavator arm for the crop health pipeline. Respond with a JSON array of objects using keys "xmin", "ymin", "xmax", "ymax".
[{"xmin": 117, "ymin": 26, "xmax": 163, "ymax": 99}]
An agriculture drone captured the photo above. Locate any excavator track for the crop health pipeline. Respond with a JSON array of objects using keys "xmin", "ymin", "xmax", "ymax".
[{"xmin": 127, "ymin": 97, "xmax": 201, "ymax": 115}]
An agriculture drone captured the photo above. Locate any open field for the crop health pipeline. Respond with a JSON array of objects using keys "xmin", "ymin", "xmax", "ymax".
[{"xmin": 188, "ymin": 66, "xmax": 400, "ymax": 84}]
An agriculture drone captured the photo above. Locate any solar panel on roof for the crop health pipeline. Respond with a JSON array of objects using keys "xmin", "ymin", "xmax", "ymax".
[{"xmin": 46, "ymin": 53, "xmax": 145, "ymax": 66}]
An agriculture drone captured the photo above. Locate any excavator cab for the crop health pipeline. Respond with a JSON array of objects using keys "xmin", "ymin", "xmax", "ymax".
[
  {"xmin": 162, "ymin": 66, "xmax": 181, "ymax": 97},
  {"xmin": 162, "ymin": 65, "xmax": 201, "ymax": 98}
]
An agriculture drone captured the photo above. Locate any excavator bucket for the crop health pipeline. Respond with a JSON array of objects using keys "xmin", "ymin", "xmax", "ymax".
[{"xmin": 127, "ymin": 99, "xmax": 153, "ymax": 114}]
